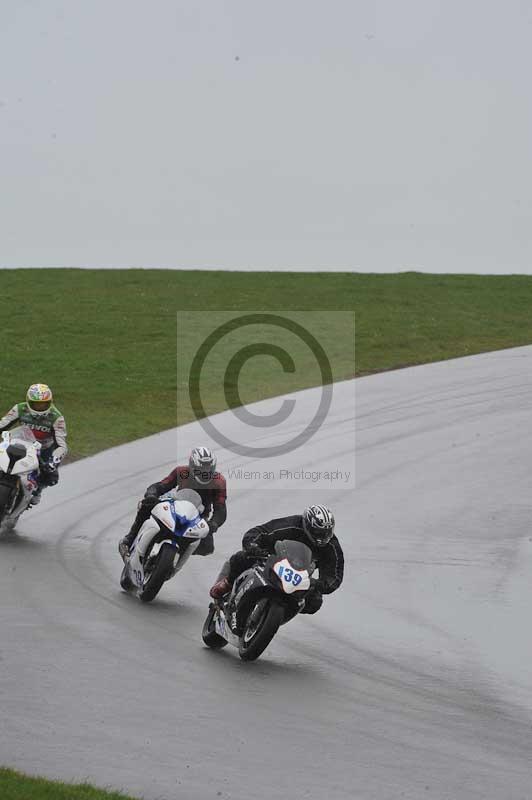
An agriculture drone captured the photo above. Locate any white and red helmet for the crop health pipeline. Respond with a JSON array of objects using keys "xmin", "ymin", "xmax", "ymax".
[
  {"xmin": 189, "ymin": 446, "xmax": 217, "ymax": 485},
  {"xmin": 27, "ymin": 383, "xmax": 53, "ymax": 416}
]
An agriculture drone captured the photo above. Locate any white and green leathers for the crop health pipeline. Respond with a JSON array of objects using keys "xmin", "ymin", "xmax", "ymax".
[{"xmin": 0, "ymin": 402, "xmax": 68, "ymax": 462}]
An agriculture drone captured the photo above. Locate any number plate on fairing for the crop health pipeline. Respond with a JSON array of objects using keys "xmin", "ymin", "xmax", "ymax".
[{"xmin": 273, "ymin": 559, "xmax": 311, "ymax": 593}]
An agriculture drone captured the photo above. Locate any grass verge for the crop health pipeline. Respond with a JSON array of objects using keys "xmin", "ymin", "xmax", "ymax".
[
  {"xmin": 2, "ymin": 269, "xmax": 532, "ymax": 458},
  {"xmin": 0, "ymin": 768, "xmax": 137, "ymax": 800}
]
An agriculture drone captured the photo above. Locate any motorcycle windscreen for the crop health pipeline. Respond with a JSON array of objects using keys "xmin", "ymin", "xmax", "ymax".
[
  {"xmin": 173, "ymin": 488, "xmax": 204, "ymax": 515},
  {"xmin": 159, "ymin": 488, "xmax": 205, "ymax": 515},
  {"xmin": 4, "ymin": 426, "xmax": 38, "ymax": 445},
  {"xmin": 273, "ymin": 540, "xmax": 313, "ymax": 571}
]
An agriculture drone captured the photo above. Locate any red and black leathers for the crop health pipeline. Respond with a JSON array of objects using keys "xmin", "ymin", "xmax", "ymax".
[
  {"xmin": 123, "ymin": 465, "xmax": 227, "ymax": 555},
  {"xmin": 149, "ymin": 466, "xmax": 227, "ymax": 530}
]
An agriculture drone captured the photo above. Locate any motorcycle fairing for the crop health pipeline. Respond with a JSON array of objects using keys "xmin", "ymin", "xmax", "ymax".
[
  {"xmin": 272, "ymin": 558, "xmax": 311, "ymax": 594},
  {"xmin": 0, "ymin": 429, "xmax": 42, "ymax": 525},
  {"xmin": 0, "ymin": 430, "xmax": 40, "ymax": 477},
  {"xmin": 151, "ymin": 499, "xmax": 209, "ymax": 539},
  {"xmin": 213, "ymin": 607, "xmax": 240, "ymax": 647},
  {"xmin": 227, "ymin": 566, "xmax": 280, "ymax": 634}
]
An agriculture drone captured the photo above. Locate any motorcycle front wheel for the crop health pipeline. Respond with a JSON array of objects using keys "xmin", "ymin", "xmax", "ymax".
[
  {"xmin": 238, "ymin": 599, "xmax": 284, "ymax": 662},
  {"xmin": 0, "ymin": 484, "xmax": 15, "ymax": 527},
  {"xmin": 139, "ymin": 543, "xmax": 176, "ymax": 603}
]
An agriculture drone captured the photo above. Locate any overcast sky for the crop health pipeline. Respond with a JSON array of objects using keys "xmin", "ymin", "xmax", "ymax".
[{"xmin": 1, "ymin": 0, "xmax": 531, "ymax": 272}]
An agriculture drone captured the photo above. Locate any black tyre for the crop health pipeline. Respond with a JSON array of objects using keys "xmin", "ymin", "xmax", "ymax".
[
  {"xmin": 238, "ymin": 600, "xmax": 284, "ymax": 662},
  {"xmin": 139, "ymin": 543, "xmax": 176, "ymax": 603},
  {"xmin": 0, "ymin": 484, "xmax": 15, "ymax": 527},
  {"xmin": 120, "ymin": 564, "xmax": 133, "ymax": 592},
  {"xmin": 202, "ymin": 603, "xmax": 228, "ymax": 649}
]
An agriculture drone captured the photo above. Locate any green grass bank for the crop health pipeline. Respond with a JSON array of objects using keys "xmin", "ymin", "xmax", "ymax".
[
  {"xmin": 0, "ymin": 768, "xmax": 137, "ymax": 800},
  {"xmin": 2, "ymin": 269, "xmax": 532, "ymax": 459}
]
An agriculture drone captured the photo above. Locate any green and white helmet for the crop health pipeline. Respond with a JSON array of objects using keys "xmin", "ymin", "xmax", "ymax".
[{"xmin": 27, "ymin": 383, "xmax": 53, "ymax": 416}]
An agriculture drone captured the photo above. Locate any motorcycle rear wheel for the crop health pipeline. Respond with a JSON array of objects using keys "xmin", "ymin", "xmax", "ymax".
[
  {"xmin": 239, "ymin": 600, "xmax": 284, "ymax": 662},
  {"xmin": 202, "ymin": 603, "xmax": 228, "ymax": 649},
  {"xmin": 119, "ymin": 564, "xmax": 134, "ymax": 591},
  {"xmin": 139, "ymin": 543, "xmax": 176, "ymax": 603}
]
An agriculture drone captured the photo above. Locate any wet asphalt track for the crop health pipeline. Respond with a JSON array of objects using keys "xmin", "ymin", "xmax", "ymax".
[{"xmin": 2, "ymin": 347, "xmax": 532, "ymax": 799}]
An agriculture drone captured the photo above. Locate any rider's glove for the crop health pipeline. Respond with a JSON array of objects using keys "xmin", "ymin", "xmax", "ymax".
[
  {"xmin": 302, "ymin": 583, "xmax": 323, "ymax": 614},
  {"xmin": 208, "ymin": 520, "xmax": 219, "ymax": 535},
  {"xmin": 42, "ymin": 462, "xmax": 57, "ymax": 474},
  {"xmin": 41, "ymin": 463, "xmax": 59, "ymax": 486},
  {"xmin": 245, "ymin": 541, "xmax": 269, "ymax": 559}
]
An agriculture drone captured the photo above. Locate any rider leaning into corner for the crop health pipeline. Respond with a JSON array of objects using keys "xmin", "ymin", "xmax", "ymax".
[
  {"xmin": 119, "ymin": 446, "xmax": 227, "ymax": 560},
  {"xmin": 0, "ymin": 383, "xmax": 68, "ymax": 505},
  {"xmin": 209, "ymin": 504, "xmax": 344, "ymax": 615}
]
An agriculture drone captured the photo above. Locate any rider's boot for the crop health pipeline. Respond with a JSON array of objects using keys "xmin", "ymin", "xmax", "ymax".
[
  {"xmin": 29, "ymin": 487, "xmax": 42, "ymax": 507},
  {"xmin": 118, "ymin": 520, "xmax": 141, "ymax": 561},
  {"xmin": 209, "ymin": 576, "xmax": 232, "ymax": 599},
  {"xmin": 119, "ymin": 501, "xmax": 154, "ymax": 561},
  {"xmin": 209, "ymin": 560, "xmax": 233, "ymax": 599}
]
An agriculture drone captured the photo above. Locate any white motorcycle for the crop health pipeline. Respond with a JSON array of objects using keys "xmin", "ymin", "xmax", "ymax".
[
  {"xmin": 120, "ymin": 488, "xmax": 210, "ymax": 602},
  {"xmin": 0, "ymin": 427, "xmax": 42, "ymax": 531}
]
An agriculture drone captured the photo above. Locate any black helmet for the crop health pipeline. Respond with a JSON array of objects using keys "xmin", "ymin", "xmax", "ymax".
[
  {"xmin": 189, "ymin": 446, "xmax": 217, "ymax": 485},
  {"xmin": 302, "ymin": 504, "xmax": 335, "ymax": 547}
]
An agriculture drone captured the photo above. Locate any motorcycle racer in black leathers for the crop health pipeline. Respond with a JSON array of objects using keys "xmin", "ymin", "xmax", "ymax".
[{"xmin": 209, "ymin": 505, "xmax": 343, "ymax": 614}]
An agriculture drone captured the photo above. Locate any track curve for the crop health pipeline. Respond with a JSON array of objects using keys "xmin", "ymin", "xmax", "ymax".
[{"xmin": 2, "ymin": 346, "xmax": 532, "ymax": 799}]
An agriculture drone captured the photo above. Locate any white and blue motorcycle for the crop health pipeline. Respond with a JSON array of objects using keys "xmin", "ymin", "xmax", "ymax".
[{"xmin": 120, "ymin": 488, "xmax": 210, "ymax": 602}]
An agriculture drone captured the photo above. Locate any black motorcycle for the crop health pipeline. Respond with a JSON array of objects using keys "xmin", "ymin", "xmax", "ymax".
[{"xmin": 202, "ymin": 539, "xmax": 314, "ymax": 661}]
